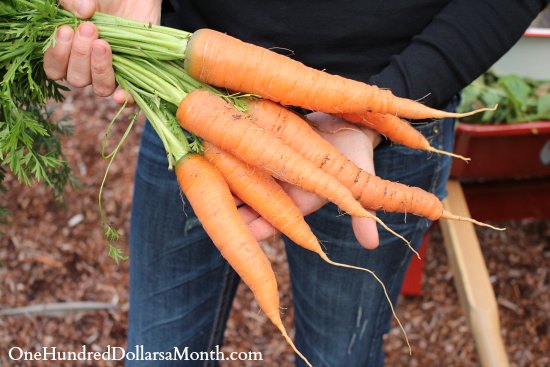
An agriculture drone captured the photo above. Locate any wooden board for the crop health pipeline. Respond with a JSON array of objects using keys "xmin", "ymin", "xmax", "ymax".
[{"xmin": 440, "ymin": 180, "xmax": 510, "ymax": 367}]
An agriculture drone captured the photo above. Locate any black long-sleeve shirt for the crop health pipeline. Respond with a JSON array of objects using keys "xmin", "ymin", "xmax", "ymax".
[{"xmin": 162, "ymin": 0, "xmax": 548, "ymax": 109}]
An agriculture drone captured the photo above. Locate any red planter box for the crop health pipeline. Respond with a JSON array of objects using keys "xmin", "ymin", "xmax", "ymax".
[{"xmin": 450, "ymin": 121, "xmax": 550, "ymax": 181}]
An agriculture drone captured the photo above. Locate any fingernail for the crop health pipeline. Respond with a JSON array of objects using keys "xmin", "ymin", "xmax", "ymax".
[
  {"xmin": 57, "ymin": 27, "xmax": 72, "ymax": 42},
  {"xmin": 76, "ymin": 0, "xmax": 94, "ymax": 18},
  {"xmin": 92, "ymin": 45, "xmax": 106, "ymax": 57},
  {"xmin": 78, "ymin": 23, "xmax": 95, "ymax": 38}
]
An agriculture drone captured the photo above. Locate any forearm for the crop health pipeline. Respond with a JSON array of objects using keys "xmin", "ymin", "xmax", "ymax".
[
  {"xmin": 126, "ymin": 0, "xmax": 162, "ymax": 21},
  {"xmin": 369, "ymin": 0, "xmax": 549, "ymax": 109},
  {"xmin": 97, "ymin": 0, "xmax": 163, "ymax": 23}
]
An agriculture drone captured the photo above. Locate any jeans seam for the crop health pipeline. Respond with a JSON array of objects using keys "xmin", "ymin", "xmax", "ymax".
[
  {"xmin": 430, "ymin": 122, "xmax": 443, "ymax": 194},
  {"xmin": 368, "ymin": 216, "xmax": 429, "ymax": 366},
  {"xmin": 204, "ymin": 264, "xmax": 238, "ymax": 367}
]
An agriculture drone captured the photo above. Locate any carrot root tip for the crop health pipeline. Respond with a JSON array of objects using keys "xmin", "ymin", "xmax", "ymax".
[
  {"xmin": 452, "ymin": 104, "xmax": 498, "ymax": 118},
  {"xmin": 442, "ymin": 210, "xmax": 506, "ymax": 231},
  {"xmin": 367, "ymin": 213, "xmax": 419, "ymax": 258},
  {"xmin": 427, "ymin": 146, "xmax": 471, "ymax": 162},
  {"xmin": 279, "ymin": 329, "xmax": 313, "ymax": 367}
]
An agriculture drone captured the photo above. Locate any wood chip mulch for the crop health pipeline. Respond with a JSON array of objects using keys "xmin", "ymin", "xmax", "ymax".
[{"xmin": 1, "ymin": 88, "xmax": 548, "ymax": 367}]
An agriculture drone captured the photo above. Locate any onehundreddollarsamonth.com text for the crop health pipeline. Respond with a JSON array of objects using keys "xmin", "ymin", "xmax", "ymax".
[{"xmin": 7, "ymin": 345, "xmax": 263, "ymax": 362}]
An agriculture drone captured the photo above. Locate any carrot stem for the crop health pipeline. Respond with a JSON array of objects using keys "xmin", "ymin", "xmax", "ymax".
[
  {"xmin": 118, "ymin": 78, "xmax": 191, "ymax": 166},
  {"xmin": 97, "ymin": 101, "xmax": 137, "ymax": 264},
  {"xmin": 112, "ymin": 55, "xmax": 187, "ymax": 105}
]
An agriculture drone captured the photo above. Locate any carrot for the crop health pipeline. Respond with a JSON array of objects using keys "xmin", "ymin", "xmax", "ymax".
[
  {"xmin": 183, "ymin": 28, "xmax": 494, "ymax": 119},
  {"xmin": 202, "ymin": 140, "xmax": 340, "ymax": 257},
  {"xmin": 176, "ymin": 89, "xmax": 411, "ymax": 247},
  {"xmin": 175, "ymin": 154, "xmax": 312, "ymax": 367},
  {"xmin": 202, "ymin": 141, "xmax": 411, "ymax": 352},
  {"xmin": 245, "ymin": 99, "xmax": 504, "ymax": 231},
  {"xmin": 337, "ymin": 112, "xmax": 469, "ymax": 161}
]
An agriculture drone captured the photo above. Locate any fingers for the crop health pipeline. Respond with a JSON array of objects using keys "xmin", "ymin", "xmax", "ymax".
[
  {"xmin": 280, "ymin": 180, "xmax": 380, "ymax": 249},
  {"xmin": 44, "ymin": 23, "xmax": 118, "ymax": 100},
  {"xmin": 237, "ymin": 205, "xmax": 280, "ymax": 242},
  {"xmin": 277, "ymin": 181, "xmax": 327, "ymax": 216},
  {"xmin": 91, "ymin": 39, "xmax": 116, "ymax": 97},
  {"xmin": 232, "ymin": 195, "xmax": 244, "ymax": 207},
  {"xmin": 46, "ymin": 1, "xmax": 119, "ymax": 100},
  {"xmin": 59, "ymin": 0, "xmax": 97, "ymax": 18},
  {"xmin": 44, "ymin": 26, "xmax": 74, "ymax": 80},
  {"xmin": 66, "ymin": 22, "xmax": 97, "ymax": 88},
  {"xmin": 233, "ymin": 194, "xmax": 279, "ymax": 241},
  {"xmin": 352, "ymin": 215, "xmax": 380, "ymax": 250},
  {"xmin": 113, "ymin": 88, "xmax": 135, "ymax": 105},
  {"xmin": 361, "ymin": 126, "xmax": 383, "ymax": 149}
]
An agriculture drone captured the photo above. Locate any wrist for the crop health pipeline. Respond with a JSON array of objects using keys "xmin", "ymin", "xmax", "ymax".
[
  {"xmin": 138, "ymin": 0, "xmax": 162, "ymax": 23},
  {"xmin": 116, "ymin": 1, "xmax": 163, "ymax": 24}
]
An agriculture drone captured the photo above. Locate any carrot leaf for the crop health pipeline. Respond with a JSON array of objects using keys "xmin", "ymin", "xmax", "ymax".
[{"xmin": 458, "ymin": 70, "xmax": 550, "ymax": 124}]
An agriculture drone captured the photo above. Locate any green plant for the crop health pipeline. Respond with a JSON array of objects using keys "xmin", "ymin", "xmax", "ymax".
[{"xmin": 457, "ymin": 71, "xmax": 550, "ymax": 124}]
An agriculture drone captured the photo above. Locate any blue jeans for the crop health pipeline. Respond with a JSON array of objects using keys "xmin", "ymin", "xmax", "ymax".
[{"xmin": 126, "ymin": 108, "xmax": 455, "ymax": 366}]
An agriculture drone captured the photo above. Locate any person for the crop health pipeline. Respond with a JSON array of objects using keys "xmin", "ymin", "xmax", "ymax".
[{"xmin": 44, "ymin": 1, "xmax": 548, "ymax": 366}]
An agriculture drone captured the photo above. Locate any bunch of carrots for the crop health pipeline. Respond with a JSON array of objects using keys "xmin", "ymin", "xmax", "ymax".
[{"xmin": 2, "ymin": 1, "xmax": 503, "ymax": 365}]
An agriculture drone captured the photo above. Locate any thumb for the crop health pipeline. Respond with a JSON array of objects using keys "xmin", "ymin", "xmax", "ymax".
[
  {"xmin": 351, "ymin": 214, "xmax": 380, "ymax": 249},
  {"xmin": 59, "ymin": 0, "xmax": 97, "ymax": 19}
]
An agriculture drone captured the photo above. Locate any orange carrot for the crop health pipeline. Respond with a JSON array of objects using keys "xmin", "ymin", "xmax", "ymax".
[
  {"xmin": 202, "ymin": 141, "xmax": 411, "ymax": 352},
  {"xmin": 175, "ymin": 154, "xmax": 312, "ymax": 367},
  {"xmin": 176, "ymin": 89, "xmax": 411, "ymax": 247},
  {"xmin": 337, "ymin": 112, "xmax": 469, "ymax": 161},
  {"xmin": 184, "ymin": 28, "xmax": 493, "ymax": 119},
  {"xmin": 245, "ymin": 99, "xmax": 503, "ymax": 231}
]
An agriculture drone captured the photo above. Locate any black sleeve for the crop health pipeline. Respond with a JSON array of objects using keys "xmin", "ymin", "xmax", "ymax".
[{"xmin": 368, "ymin": 0, "xmax": 549, "ymax": 109}]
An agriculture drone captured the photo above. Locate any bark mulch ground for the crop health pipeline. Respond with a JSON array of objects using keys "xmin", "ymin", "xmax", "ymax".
[{"xmin": 1, "ymin": 88, "xmax": 548, "ymax": 366}]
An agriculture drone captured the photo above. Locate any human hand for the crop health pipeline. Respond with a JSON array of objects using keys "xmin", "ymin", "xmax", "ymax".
[
  {"xmin": 43, "ymin": 0, "xmax": 162, "ymax": 103},
  {"xmin": 238, "ymin": 113, "xmax": 382, "ymax": 250}
]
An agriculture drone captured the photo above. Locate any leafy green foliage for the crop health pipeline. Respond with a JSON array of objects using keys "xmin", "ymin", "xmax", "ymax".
[
  {"xmin": 1, "ymin": 0, "xmax": 76, "ymax": 214},
  {"xmin": 536, "ymin": 91, "xmax": 550, "ymax": 117},
  {"xmin": 0, "ymin": 0, "xmax": 209, "ymax": 261},
  {"xmin": 458, "ymin": 71, "xmax": 550, "ymax": 124},
  {"xmin": 188, "ymin": 134, "xmax": 204, "ymax": 154}
]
